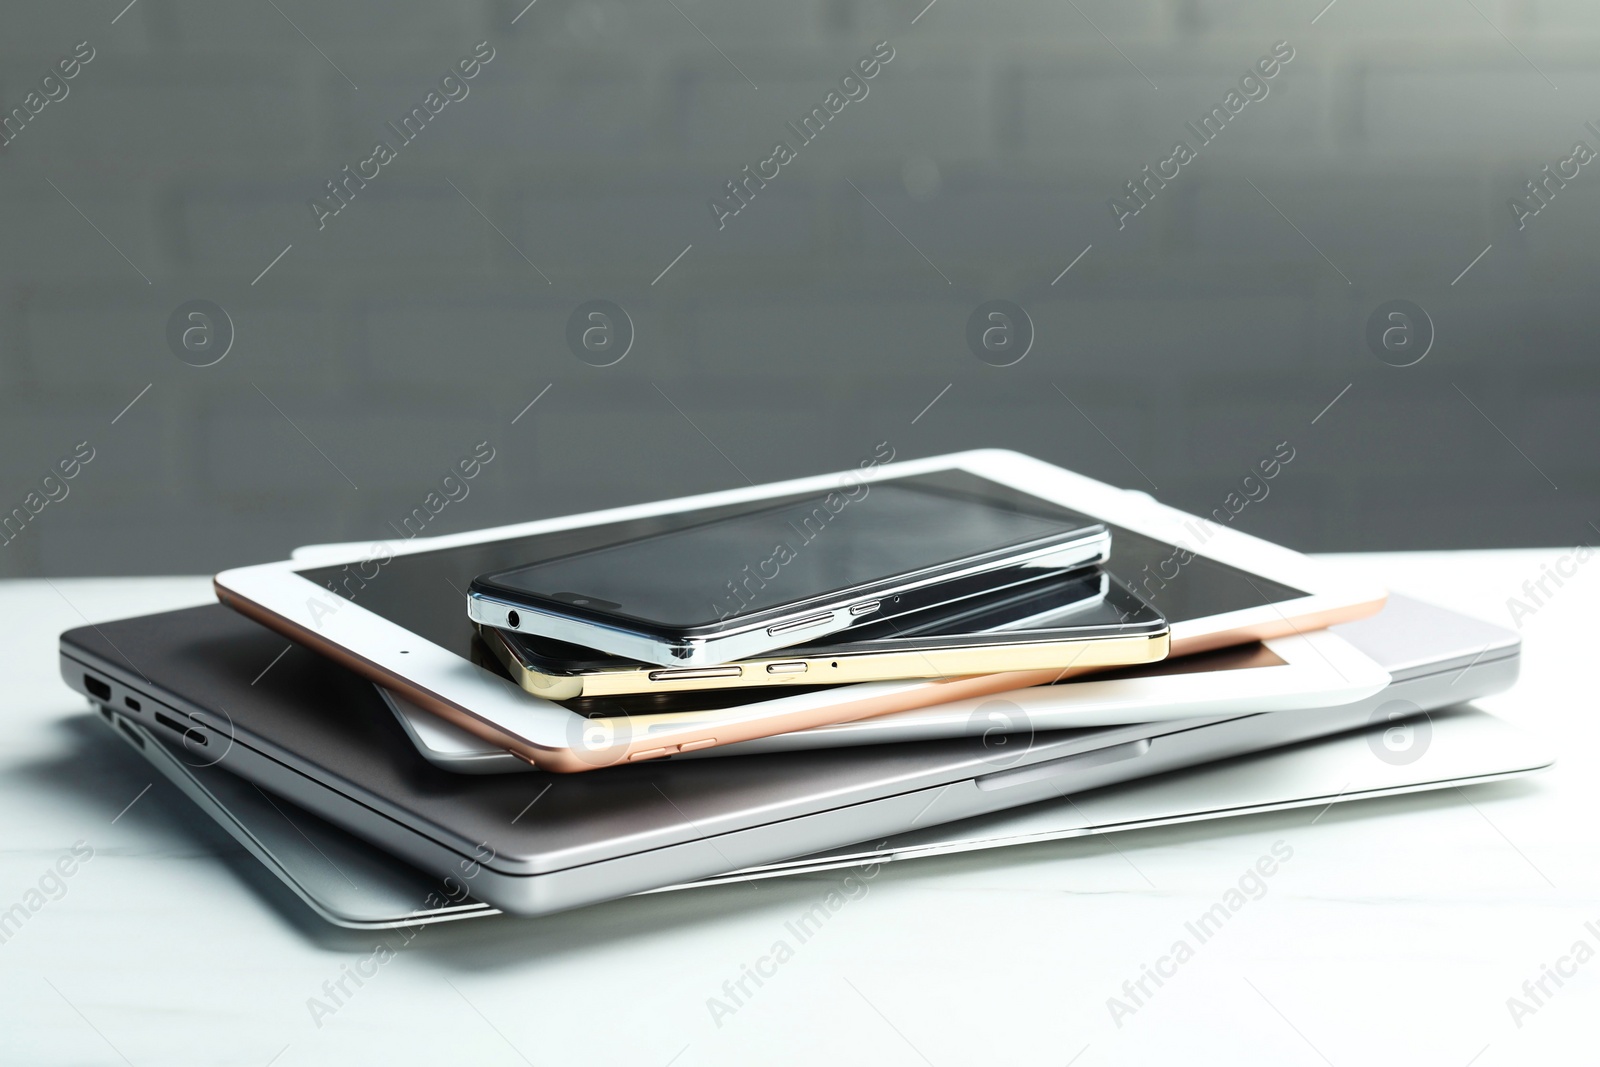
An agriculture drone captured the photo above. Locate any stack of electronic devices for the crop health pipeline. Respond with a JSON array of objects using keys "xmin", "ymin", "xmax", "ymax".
[{"xmin": 60, "ymin": 451, "xmax": 1549, "ymax": 926}]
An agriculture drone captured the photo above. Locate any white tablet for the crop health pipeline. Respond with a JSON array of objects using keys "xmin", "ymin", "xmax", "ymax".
[
  {"xmin": 217, "ymin": 449, "xmax": 1387, "ymax": 771},
  {"xmin": 379, "ymin": 625, "xmax": 1389, "ymax": 772}
]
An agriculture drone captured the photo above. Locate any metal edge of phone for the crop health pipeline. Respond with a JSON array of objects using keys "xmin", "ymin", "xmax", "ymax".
[
  {"xmin": 476, "ymin": 577, "xmax": 1172, "ymax": 702},
  {"xmin": 478, "ymin": 566, "xmax": 1121, "ymax": 698}
]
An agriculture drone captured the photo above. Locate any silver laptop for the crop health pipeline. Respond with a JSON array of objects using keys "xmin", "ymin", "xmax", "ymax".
[{"xmin": 97, "ymin": 704, "xmax": 1551, "ymax": 928}]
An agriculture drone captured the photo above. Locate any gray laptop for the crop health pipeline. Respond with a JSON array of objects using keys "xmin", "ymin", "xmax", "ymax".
[{"xmin": 59, "ymin": 595, "xmax": 1518, "ymax": 917}]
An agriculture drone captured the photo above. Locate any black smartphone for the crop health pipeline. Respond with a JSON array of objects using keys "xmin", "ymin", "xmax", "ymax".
[{"xmin": 466, "ymin": 478, "xmax": 1111, "ymax": 667}]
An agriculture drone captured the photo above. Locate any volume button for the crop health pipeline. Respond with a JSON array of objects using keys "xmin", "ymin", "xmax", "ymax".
[
  {"xmin": 648, "ymin": 666, "xmax": 743, "ymax": 681},
  {"xmin": 768, "ymin": 612, "xmax": 835, "ymax": 637}
]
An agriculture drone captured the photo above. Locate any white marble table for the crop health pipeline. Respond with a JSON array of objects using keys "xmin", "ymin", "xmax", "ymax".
[{"xmin": 1, "ymin": 551, "xmax": 1595, "ymax": 1066}]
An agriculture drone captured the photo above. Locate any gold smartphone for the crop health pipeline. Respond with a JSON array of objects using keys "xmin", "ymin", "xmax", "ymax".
[{"xmin": 480, "ymin": 570, "xmax": 1169, "ymax": 701}]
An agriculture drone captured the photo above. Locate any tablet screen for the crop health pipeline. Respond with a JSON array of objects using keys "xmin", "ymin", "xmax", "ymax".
[{"xmin": 296, "ymin": 469, "xmax": 1305, "ymax": 660}]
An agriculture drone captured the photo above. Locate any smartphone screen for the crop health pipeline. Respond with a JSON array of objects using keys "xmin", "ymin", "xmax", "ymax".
[{"xmin": 476, "ymin": 482, "xmax": 1097, "ymax": 629}]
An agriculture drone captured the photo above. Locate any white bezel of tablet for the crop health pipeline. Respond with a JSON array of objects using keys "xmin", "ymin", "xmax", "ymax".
[
  {"xmin": 217, "ymin": 450, "xmax": 1387, "ymax": 763},
  {"xmin": 379, "ymin": 625, "xmax": 1389, "ymax": 772}
]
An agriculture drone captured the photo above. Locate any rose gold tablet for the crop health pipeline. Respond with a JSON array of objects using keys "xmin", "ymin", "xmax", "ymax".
[{"xmin": 215, "ymin": 450, "xmax": 1385, "ymax": 771}]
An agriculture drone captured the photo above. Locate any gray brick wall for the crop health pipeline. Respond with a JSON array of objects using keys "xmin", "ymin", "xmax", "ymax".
[{"xmin": 1, "ymin": 0, "xmax": 1596, "ymax": 577}]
